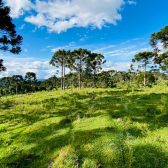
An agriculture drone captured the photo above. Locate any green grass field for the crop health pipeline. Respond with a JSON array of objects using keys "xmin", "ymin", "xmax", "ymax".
[{"xmin": 0, "ymin": 85, "xmax": 168, "ymax": 168}]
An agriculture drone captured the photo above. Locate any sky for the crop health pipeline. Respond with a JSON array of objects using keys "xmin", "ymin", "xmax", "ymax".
[{"xmin": 0, "ymin": 0, "xmax": 168, "ymax": 79}]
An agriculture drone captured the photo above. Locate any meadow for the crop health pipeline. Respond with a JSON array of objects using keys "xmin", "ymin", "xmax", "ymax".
[{"xmin": 0, "ymin": 84, "xmax": 168, "ymax": 168}]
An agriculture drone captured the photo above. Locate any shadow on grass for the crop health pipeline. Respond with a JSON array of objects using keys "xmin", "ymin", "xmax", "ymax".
[{"xmin": 1, "ymin": 89, "xmax": 168, "ymax": 167}]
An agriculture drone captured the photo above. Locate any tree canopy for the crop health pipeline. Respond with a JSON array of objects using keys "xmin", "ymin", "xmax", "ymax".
[
  {"xmin": 0, "ymin": 0, "xmax": 23, "ymax": 54},
  {"xmin": 150, "ymin": 25, "xmax": 168, "ymax": 49},
  {"xmin": 132, "ymin": 52, "xmax": 154, "ymax": 88}
]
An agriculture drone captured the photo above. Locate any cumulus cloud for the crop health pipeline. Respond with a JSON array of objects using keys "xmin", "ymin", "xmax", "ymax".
[
  {"xmin": 3, "ymin": 0, "xmax": 32, "ymax": 18},
  {"xmin": 0, "ymin": 60, "xmax": 132, "ymax": 79},
  {"xmin": 24, "ymin": 0, "xmax": 125, "ymax": 33},
  {"xmin": 0, "ymin": 61, "xmax": 56, "ymax": 79},
  {"xmin": 4, "ymin": 0, "xmax": 136, "ymax": 33}
]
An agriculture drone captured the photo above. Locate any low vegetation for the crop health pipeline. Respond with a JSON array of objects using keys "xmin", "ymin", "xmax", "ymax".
[{"xmin": 0, "ymin": 82, "xmax": 168, "ymax": 168}]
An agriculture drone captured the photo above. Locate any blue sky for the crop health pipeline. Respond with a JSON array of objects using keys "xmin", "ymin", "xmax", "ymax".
[{"xmin": 0, "ymin": 0, "xmax": 168, "ymax": 79}]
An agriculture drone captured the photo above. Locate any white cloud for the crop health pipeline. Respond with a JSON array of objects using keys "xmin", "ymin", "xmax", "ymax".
[
  {"xmin": 140, "ymin": 47, "xmax": 149, "ymax": 52},
  {"xmin": 46, "ymin": 45, "xmax": 53, "ymax": 48},
  {"xmin": 126, "ymin": 40, "xmax": 130, "ymax": 42},
  {"xmin": 140, "ymin": 42, "xmax": 148, "ymax": 45},
  {"xmin": 80, "ymin": 38, "xmax": 85, "ymax": 41},
  {"xmin": 0, "ymin": 59, "xmax": 73, "ymax": 79},
  {"xmin": 51, "ymin": 41, "xmax": 76, "ymax": 52},
  {"xmin": 5, "ymin": 0, "xmax": 135, "ymax": 33},
  {"xmin": 19, "ymin": 24, "xmax": 25, "ymax": 29},
  {"xmin": 103, "ymin": 61, "xmax": 131, "ymax": 71},
  {"xmin": 105, "ymin": 49, "xmax": 121, "ymax": 55},
  {"xmin": 156, "ymin": 42, "xmax": 168, "ymax": 51},
  {"xmin": 0, "ymin": 61, "xmax": 55, "ymax": 79},
  {"xmin": 93, "ymin": 45, "xmax": 116, "ymax": 53},
  {"xmin": 25, "ymin": 0, "xmax": 125, "ymax": 33},
  {"xmin": 133, "ymin": 38, "xmax": 139, "ymax": 40},
  {"xmin": 110, "ymin": 53, "xmax": 121, "ymax": 57},
  {"xmin": 127, "ymin": 0, "xmax": 137, "ymax": 5},
  {"xmin": 69, "ymin": 41, "xmax": 75, "ymax": 46},
  {"xmin": 51, "ymin": 47, "xmax": 61, "ymax": 53},
  {"xmin": 24, "ymin": 49, "xmax": 28, "ymax": 52},
  {"xmin": 41, "ymin": 49, "xmax": 47, "ymax": 51},
  {"xmin": 32, "ymin": 27, "xmax": 37, "ymax": 32},
  {"xmin": 3, "ymin": 0, "xmax": 32, "ymax": 18}
]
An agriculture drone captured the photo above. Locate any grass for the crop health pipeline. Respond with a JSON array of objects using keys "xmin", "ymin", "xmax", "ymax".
[{"xmin": 0, "ymin": 85, "xmax": 168, "ymax": 168}]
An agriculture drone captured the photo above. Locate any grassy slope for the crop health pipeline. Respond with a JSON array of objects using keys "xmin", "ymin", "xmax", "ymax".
[{"xmin": 0, "ymin": 85, "xmax": 168, "ymax": 168}]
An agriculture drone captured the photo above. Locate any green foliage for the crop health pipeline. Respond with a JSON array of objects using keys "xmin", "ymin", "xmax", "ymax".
[
  {"xmin": 150, "ymin": 25, "xmax": 168, "ymax": 48},
  {"xmin": 137, "ymin": 72, "xmax": 156, "ymax": 86},
  {"xmin": 0, "ymin": 0, "xmax": 23, "ymax": 54},
  {"xmin": 0, "ymin": 59, "xmax": 6, "ymax": 72},
  {"xmin": 155, "ymin": 51, "xmax": 168, "ymax": 74}
]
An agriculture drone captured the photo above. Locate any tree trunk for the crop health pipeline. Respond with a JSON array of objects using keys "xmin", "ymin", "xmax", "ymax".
[
  {"xmin": 79, "ymin": 57, "xmax": 81, "ymax": 89},
  {"xmin": 144, "ymin": 61, "xmax": 146, "ymax": 88},
  {"xmin": 94, "ymin": 70, "xmax": 96, "ymax": 88},
  {"xmin": 70, "ymin": 72, "xmax": 72, "ymax": 89},
  {"xmin": 64, "ymin": 59, "xmax": 65, "ymax": 90},
  {"xmin": 61, "ymin": 62, "xmax": 63, "ymax": 90},
  {"xmin": 16, "ymin": 83, "xmax": 18, "ymax": 95}
]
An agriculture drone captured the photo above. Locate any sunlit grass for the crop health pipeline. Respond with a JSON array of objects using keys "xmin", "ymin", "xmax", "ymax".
[{"xmin": 0, "ymin": 86, "xmax": 168, "ymax": 167}]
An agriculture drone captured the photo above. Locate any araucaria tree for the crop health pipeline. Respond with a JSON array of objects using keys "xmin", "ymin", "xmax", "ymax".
[
  {"xmin": 0, "ymin": 59, "xmax": 6, "ymax": 72},
  {"xmin": 150, "ymin": 26, "xmax": 168, "ymax": 75},
  {"xmin": 0, "ymin": 0, "xmax": 23, "ymax": 71},
  {"xmin": 150, "ymin": 25, "xmax": 168, "ymax": 49},
  {"xmin": 155, "ymin": 51, "xmax": 168, "ymax": 74},
  {"xmin": 132, "ymin": 52, "xmax": 154, "ymax": 88},
  {"xmin": 72, "ymin": 48, "xmax": 91, "ymax": 88},
  {"xmin": 86, "ymin": 53, "xmax": 106, "ymax": 88},
  {"xmin": 11, "ymin": 75, "xmax": 23, "ymax": 95},
  {"xmin": 25, "ymin": 72, "xmax": 37, "ymax": 92},
  {"xmin": 50, "ymin": 49, "xmax": 70, "ymax": 90}
]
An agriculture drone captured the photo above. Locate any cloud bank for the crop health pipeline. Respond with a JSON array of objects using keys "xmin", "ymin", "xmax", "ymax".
[{"xmin": 3, "ymin": 0, "xmax": 136, "ymax": 33}]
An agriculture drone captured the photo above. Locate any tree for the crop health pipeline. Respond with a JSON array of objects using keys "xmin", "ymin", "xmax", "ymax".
[
  {"xmin": 25, "ymin": 72, "xmax": 37, "ymax": 92},
  {"xmin": 48, "ymin": 75, "xmax": 58, "ymax": 90},
  {"xmin": 0, "ymin": 59, "xmax": 6, "ymax": 72},
  {"xmin": 11, "ymin": 75, "xmax": 23, "ymax": 94},
  {"xmin": 155, "ymin": 51, "xmax": 168, "ymax": 74},
  {"xmin": 72, "ymin": 48, "xmax": 91, "ymax": 88},
  {"xmin": 137, "ymin": 72, "xmax": 155, "ymax": 87},
  {"xmin": 86, "ymin": 53, "xmax": 106, "ymax": 88},
  {"xmin": 50, "ymin": 49, "xmax": 70, "ymax": 90},
  {"xmin": 132, "ymin": 52, "xmax": 154, "ymax": 88},
  {"xmin": 150, "ymin": 26, "xmax": 168, "ymax": 49},
  {"xmin": 0, "ymin": 0, "xmax": 23, "ymax": 72},
  {"xmin": 0, "ymin": 76, "xmax": 11, "ymax": 95},
  {"xmin": 0, "ymin": 0, "xmax": 23, "ymax": 54}
]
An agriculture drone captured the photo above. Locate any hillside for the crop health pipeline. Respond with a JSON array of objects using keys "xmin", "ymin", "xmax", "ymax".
[{"xmin": 0, "ymin": 85, "xmax": 168, "ymax": 168}]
